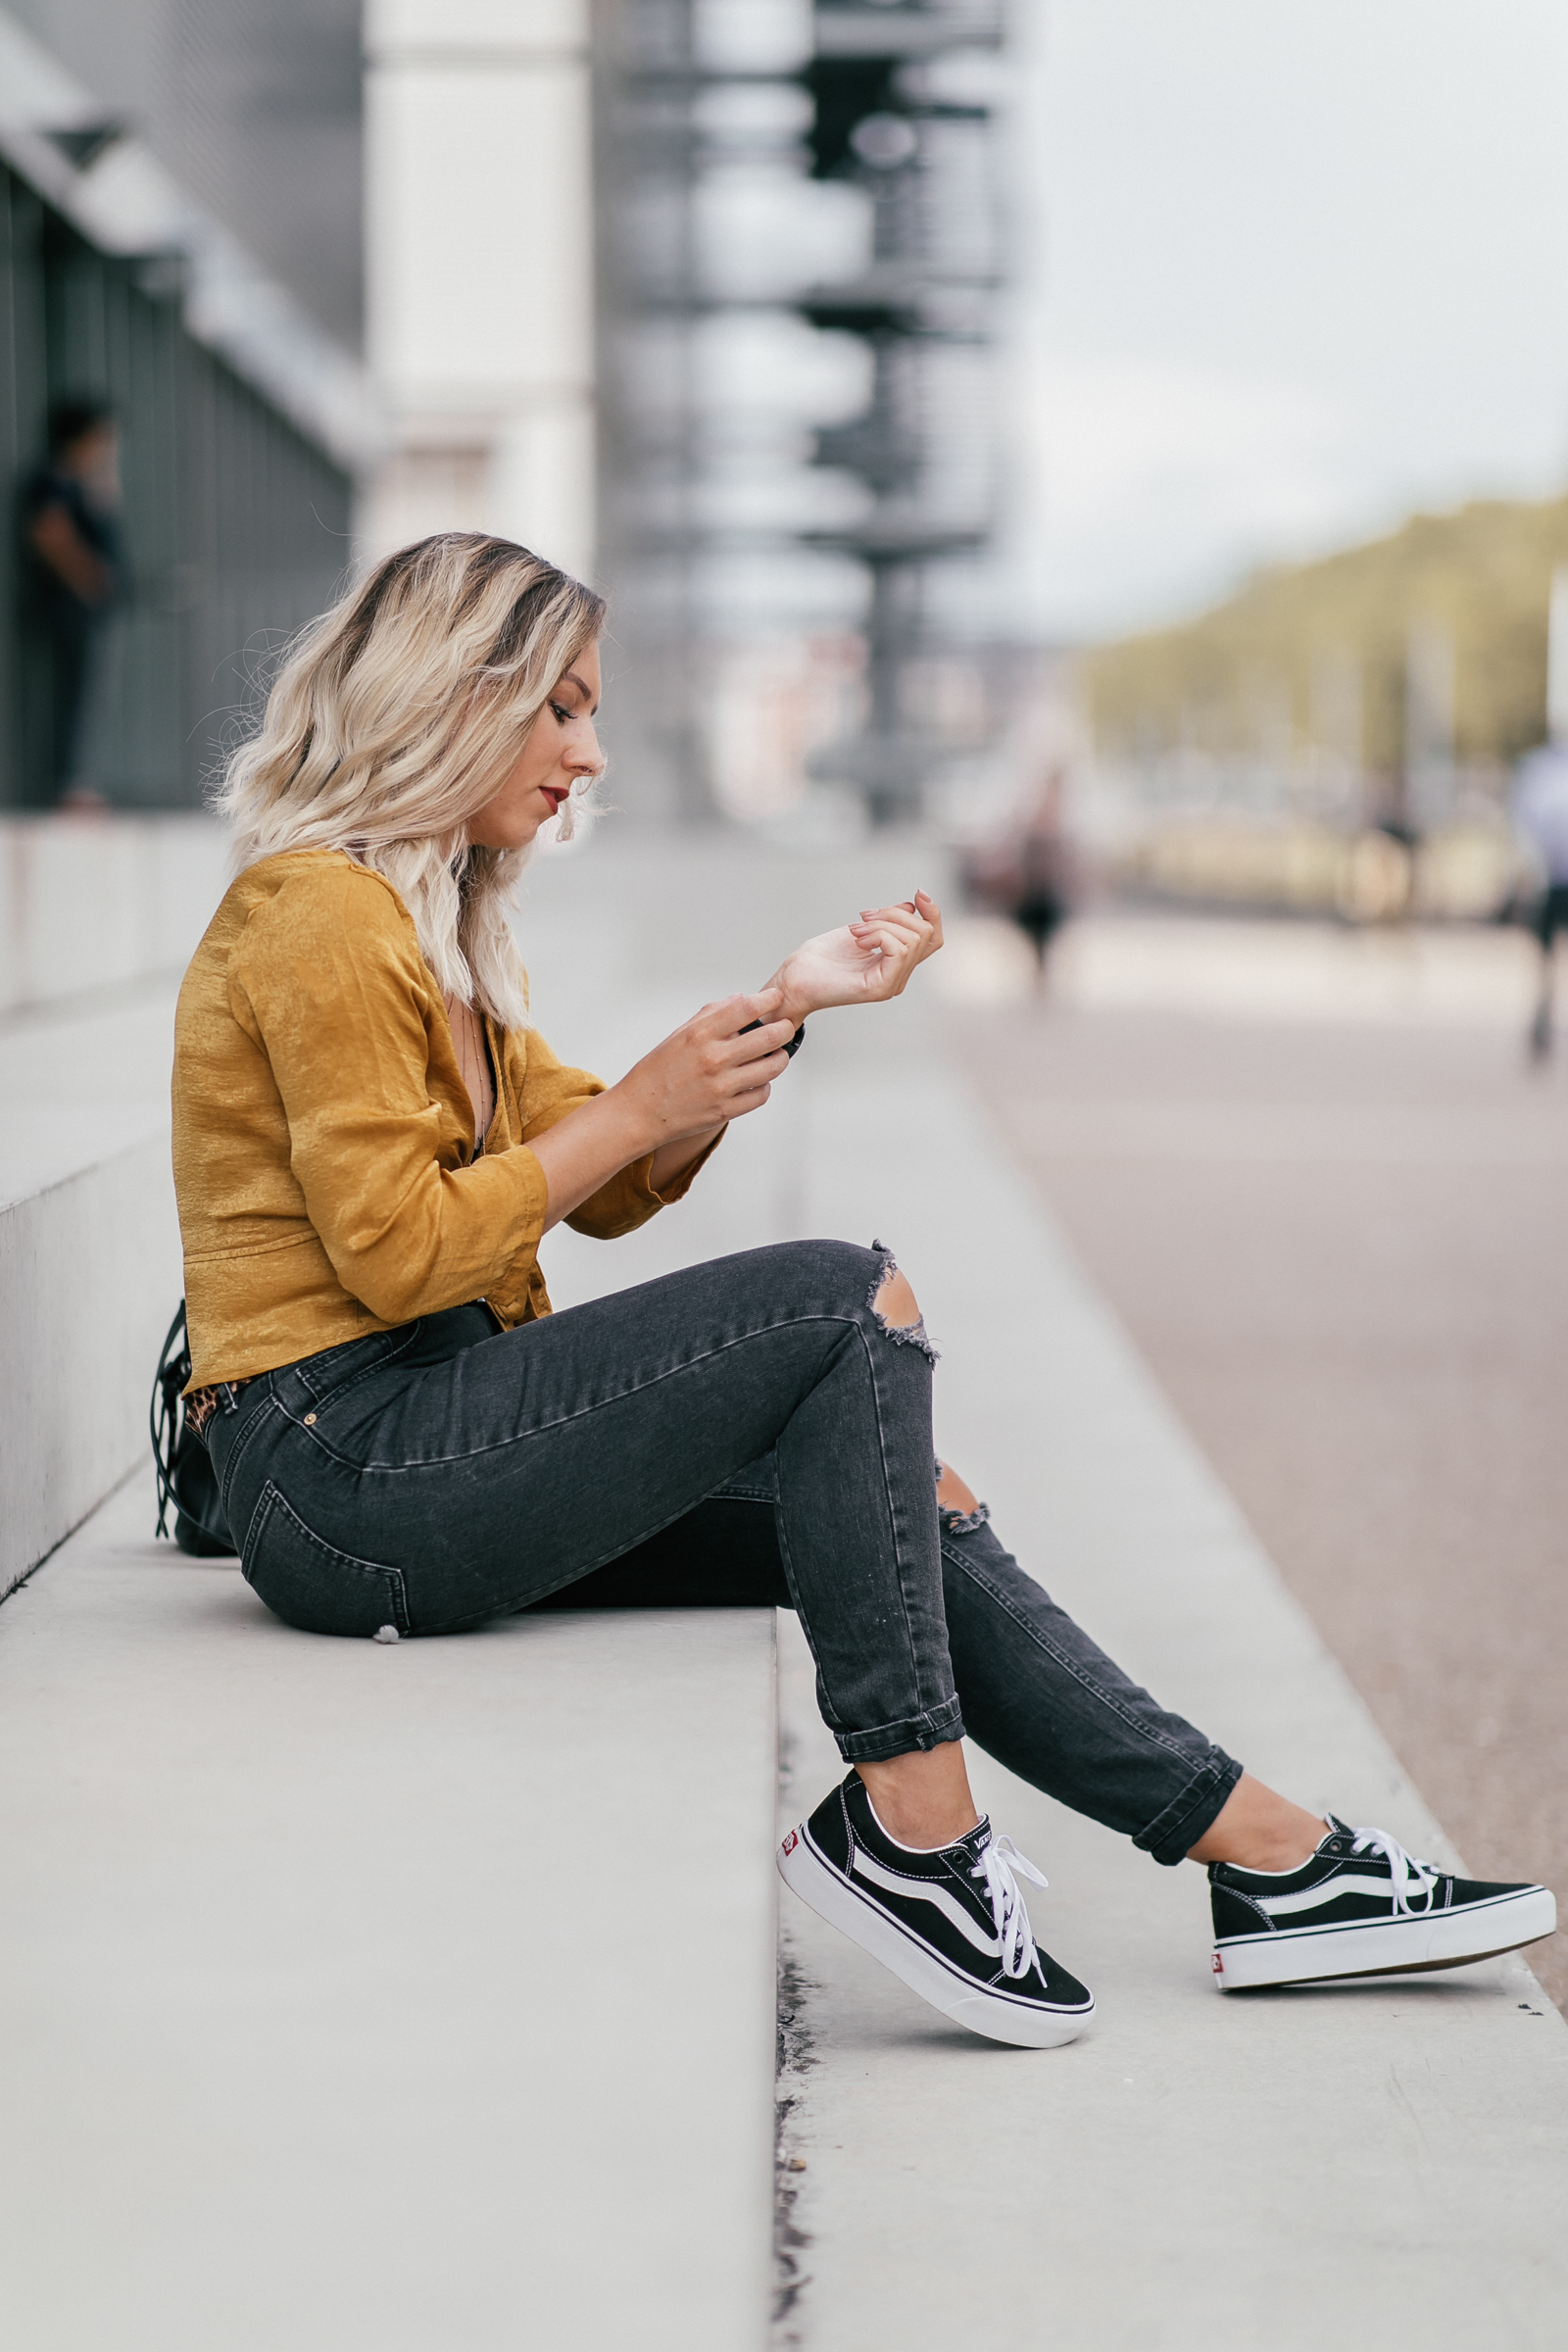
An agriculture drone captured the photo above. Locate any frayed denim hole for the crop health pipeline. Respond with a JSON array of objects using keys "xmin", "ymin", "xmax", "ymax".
[
  {"xmin": 938, "ymin": 1499, "xmax": 991, "ymax": 1537},
  {"xmin": 866, "ymin": 1237, "xmax": 940, "ymax": 1367}
]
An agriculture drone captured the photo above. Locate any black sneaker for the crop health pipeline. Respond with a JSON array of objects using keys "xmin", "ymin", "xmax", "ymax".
[
  {"xmin": 777, "ymin": 1770, "xmax": 1094, "ymax": 2047},
  {"xmin": 1210, "ymin": 1816, "xmax": 1557, "ymax": 1989}
]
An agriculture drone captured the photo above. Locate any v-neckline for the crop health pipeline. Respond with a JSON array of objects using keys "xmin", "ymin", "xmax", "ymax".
[{"xmin": 444, "ymin": 993, "xmax": 496, "ymax": 1155}]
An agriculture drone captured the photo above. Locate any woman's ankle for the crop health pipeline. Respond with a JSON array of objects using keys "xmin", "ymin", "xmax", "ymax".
[
  {"xmin": 858, "ymin": 1742, "xmax": 980, "ymax": 1851},
  {"xmin": 1187, "ymin": 1773, "xmax": 1325, "ymax": 1873}
]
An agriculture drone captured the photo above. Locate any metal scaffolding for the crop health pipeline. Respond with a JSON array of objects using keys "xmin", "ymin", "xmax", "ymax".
[{"xmin": 596, "ymin": 0, "xmax": 1007, "ymax": 825}]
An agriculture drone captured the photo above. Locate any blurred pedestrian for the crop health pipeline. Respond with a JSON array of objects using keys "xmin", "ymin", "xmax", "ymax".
[
  {"xmin": 22, "ymin": 398, "xmax": 122, "ymax": 808},
  {"xmin": 1010, "ymin": 774, "xmax": 1074, "ymax": 979},
  {"xmin": 963, "ymin": 771, "xmax": 1076, "ymax": 992},
  {"xmin": 1513, "ymin": 740, "xmax": 1568, "ymax": 1059}
]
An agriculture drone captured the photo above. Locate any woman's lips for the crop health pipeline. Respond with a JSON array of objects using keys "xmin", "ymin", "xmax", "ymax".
[{"xmin": 540, "ymin": 785, "xmax": 566, "ymax": 813}]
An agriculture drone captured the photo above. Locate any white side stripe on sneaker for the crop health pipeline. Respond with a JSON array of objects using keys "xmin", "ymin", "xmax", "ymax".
[
  {"xmin": 1260, "ymin": 1872, "xmax": 1437, "ymax": 1918},
  {"xmin": 851, "ymin": 1850, "xmax": 1004, "ymax": 1956}
]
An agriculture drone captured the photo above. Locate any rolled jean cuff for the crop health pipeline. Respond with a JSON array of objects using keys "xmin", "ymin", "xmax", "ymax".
[
  {"xmin": 1134, "ymin": 1747, "xmax": 1245, "ymax": 1867},
  {"xmin": 834, "ymin": 1691, "xmax": 965, "ymax": 1765}
]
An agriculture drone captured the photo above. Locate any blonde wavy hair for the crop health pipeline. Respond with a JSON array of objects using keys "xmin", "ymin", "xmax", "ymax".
[{"xmin": 218, "ymin": 533, "xmax": 607, "ymax": 1029}]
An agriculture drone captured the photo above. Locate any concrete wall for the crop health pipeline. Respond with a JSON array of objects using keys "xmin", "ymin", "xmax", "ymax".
[
  {"xmin": 0, "ymin": 1138, "xmax": 180, "ymax": 1596},
  {"xmin": 0, "ymin": 813, "xmax": 227, "ymax": 1589},
  {"xmin": 0, "ymin": 814, "xmax": 229, "ymax": 1014}
]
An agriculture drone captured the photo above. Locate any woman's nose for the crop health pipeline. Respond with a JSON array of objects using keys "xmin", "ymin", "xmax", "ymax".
[{"xmin": 571, "ymin": 722, "xmax": 603, "ymax": 776}]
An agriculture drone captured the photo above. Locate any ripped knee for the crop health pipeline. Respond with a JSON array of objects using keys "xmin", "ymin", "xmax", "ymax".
[
  {"xmin": 935, "ymin": 1457, "xmax": 978, "ymax": 1515},
  {"xmin": 936, "ymin": 1456, "xmax": 990, "ymax": 1537},
  {"xmin": 873, "ymin": 1265, "xmax": 921, "ymax": 1330},
  {"xmin": 867, "ymin": 1242, "xmax": 938, "ymax": 1366}
]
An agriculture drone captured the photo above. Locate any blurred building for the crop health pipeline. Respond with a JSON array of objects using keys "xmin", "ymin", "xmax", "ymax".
[
  {"xmin": 0, "ymin": 2, "xmax": 373, "ymax": 808},
  {"xmin": 6, "ymin": 0, "xmax": 364, "ymax": 343},
  {"xmin": 360, "ymin": 0, "xmax": 595, "ymax": 582},
  {"xmin": 1, "ymin": 0, "xmax": 1016, "ymax": 823}
]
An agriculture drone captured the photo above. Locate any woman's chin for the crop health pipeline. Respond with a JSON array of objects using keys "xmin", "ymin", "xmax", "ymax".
[{"xmin": 470, "ymin": 817, "xmax": 545, "ymax": 854}]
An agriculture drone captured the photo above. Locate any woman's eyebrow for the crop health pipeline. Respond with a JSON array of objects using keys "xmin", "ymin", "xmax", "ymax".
[{"xmin": 562, "ymin": 670, "xmax": 600, "ymax": 714}]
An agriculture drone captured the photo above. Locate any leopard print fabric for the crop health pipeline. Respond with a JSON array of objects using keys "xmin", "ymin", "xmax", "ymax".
[{"xmin": 184, "ymin": 1380, "xmax": 253, "ymax": 1440}]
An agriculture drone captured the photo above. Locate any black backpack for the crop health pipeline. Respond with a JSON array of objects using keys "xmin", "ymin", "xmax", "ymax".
[{"xmin": 150, "ymin": 1302, "xmax": 235, "ymax": 1556}]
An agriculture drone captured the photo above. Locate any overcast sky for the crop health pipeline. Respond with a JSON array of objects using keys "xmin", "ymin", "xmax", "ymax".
[{"xmin": 1000, "ymin": 0, "xmax": 1568, "ymax": 641}]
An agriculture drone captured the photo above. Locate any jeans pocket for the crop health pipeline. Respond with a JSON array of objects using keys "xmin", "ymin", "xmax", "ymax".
[{"xmin": 242, "ymin": 1480, "xmax": 411, "ymax": 1639}]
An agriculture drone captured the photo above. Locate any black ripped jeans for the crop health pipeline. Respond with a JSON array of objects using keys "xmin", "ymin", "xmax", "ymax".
[{"xmin": 206, "ymin": 1239, "xmax": 1242, "ymax": 1865}]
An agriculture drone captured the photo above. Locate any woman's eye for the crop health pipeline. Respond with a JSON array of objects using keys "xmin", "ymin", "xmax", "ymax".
[{"xmin": 550, "ymin": 702, "xmax": 571, "ymax": 724}]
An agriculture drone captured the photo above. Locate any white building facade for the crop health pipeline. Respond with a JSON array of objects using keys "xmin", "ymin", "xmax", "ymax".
[{"xmin": 363, "ymin": 0, "xmax": 598, "ymax": 582}]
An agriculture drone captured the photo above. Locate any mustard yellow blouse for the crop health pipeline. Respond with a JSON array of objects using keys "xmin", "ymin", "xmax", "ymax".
[{"xmin": 172, "ymin": 849, "xmax": 713, "ymax": 1388}]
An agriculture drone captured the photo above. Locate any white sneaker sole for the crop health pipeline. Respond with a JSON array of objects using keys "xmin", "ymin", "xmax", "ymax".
[
  {"xmin": 778, "ymin": 1824, "xmax": 1094, "ymax": 2049},
  {"xmin": 1214, "ymin": 1884, "xmax": 1556, "ymax": 1990}
]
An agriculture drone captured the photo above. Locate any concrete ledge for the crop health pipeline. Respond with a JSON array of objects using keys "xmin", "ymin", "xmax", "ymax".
[
  {"xmin": 0, "ymin": 960, "xmax": 188, "ymax": 1593},
  {"xmin": 0, "ymin": 813, "xmax": 228, "ymax": 1016},
  {"xmin": 0, "ymin": 1476, "xmax": 778, "ymax": 2352},
  {"xmin": 0, "ymin": 1137, "xmax": 181, "ymax": 1596}
]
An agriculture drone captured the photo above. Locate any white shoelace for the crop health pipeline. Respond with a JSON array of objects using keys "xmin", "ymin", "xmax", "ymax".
[
  {"xmin": 1348, "ymin": 1825, "xmax": 1438, "ymax": 1915},
  {"xmin": 970, "ymin": 1836, "xmax": 1051, "ymax": 1980}
]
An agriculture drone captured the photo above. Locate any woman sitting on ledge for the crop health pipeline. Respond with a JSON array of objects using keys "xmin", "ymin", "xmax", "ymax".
[{"xmin": 173, "ymin": 534, "xmax": 1554, "ymax": 2043}]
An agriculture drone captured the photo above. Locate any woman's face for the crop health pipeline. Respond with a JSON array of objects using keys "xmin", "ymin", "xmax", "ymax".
[{"xmin": 466, "ymin": 638, "xmax": 603, "ymax": 851}]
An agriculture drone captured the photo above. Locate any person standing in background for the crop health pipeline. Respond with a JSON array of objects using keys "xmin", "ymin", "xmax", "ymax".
[
  {"xmin": 22, "ymin": 400, "xmax": 122, "ymax": 808},
  {"xmin": 1513, "ymin": 739, "xmax": 1568, "ymax": 1059},
  {"xmin": 962, "ymin": 771, "xmax": 1077, "ymax": 994}
]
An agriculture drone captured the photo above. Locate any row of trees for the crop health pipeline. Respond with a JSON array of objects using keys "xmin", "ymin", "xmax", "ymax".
[{"xmin": 1085, "ymin": 492, "xmax": 1568, "ymax": 780}]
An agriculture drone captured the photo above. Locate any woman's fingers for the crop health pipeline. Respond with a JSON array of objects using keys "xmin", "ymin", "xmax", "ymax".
[
  {"xmin": 856, "ymin": 901, "xmax": 926, "ymax": 929},
  {"xmin": 724, "ymin": 1043, "xmax": 792, "ymax": 1087},
  {"xmin": 681, "ymin": 997, "xmax": 794, "ymax": 1075},
  {"xmin": 719, "ymin": 1020, "xmax": 796, "ymax": 1067},
  {"xmin": 852, "ymin": 900, "xmax": 937, "ymax": 952},
  {"xmin": 851, "ymin": 925, "xmax": 914, "ymax": 962},
  {"xmin": 913, "ymin": 891, "xmax": 945, "ymax": 954},
  {"xmin": 848, "ymin": 918, "xmax": 924, "ymax": 957},
  {"xmin": 694, "ymin": 990, "xmax": 790, "ymax": 1041},
  {"xmin": 844, "ymin": 915, "xmax": 938, "ymax": 999},
  {"xmin": 856, "ymin": 895, "xmax": 944, "ymax": 975},
  {"xmin": 851, "ymin": 906, "xmax": 931, "ymax": 970},
  {"xmin": 850, "ymin": 918, "xmax": 923, "ymax": 949},
  {"xmin": 620, "ymin": 994, "xmax": 797, "ymax": 1146}
]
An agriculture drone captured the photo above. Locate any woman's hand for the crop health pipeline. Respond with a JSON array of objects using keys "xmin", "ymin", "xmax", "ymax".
[
  {"xmin": 767, "ymin": 889, "xmax": 944, "ymax": 1024},
  {"xmin": 528, "ymin": 992, "xmax": 795, "ymax": 1230},
  {"xmin": 612, "ymin": 992, "xmax": 795, "ymax": 1148}
]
